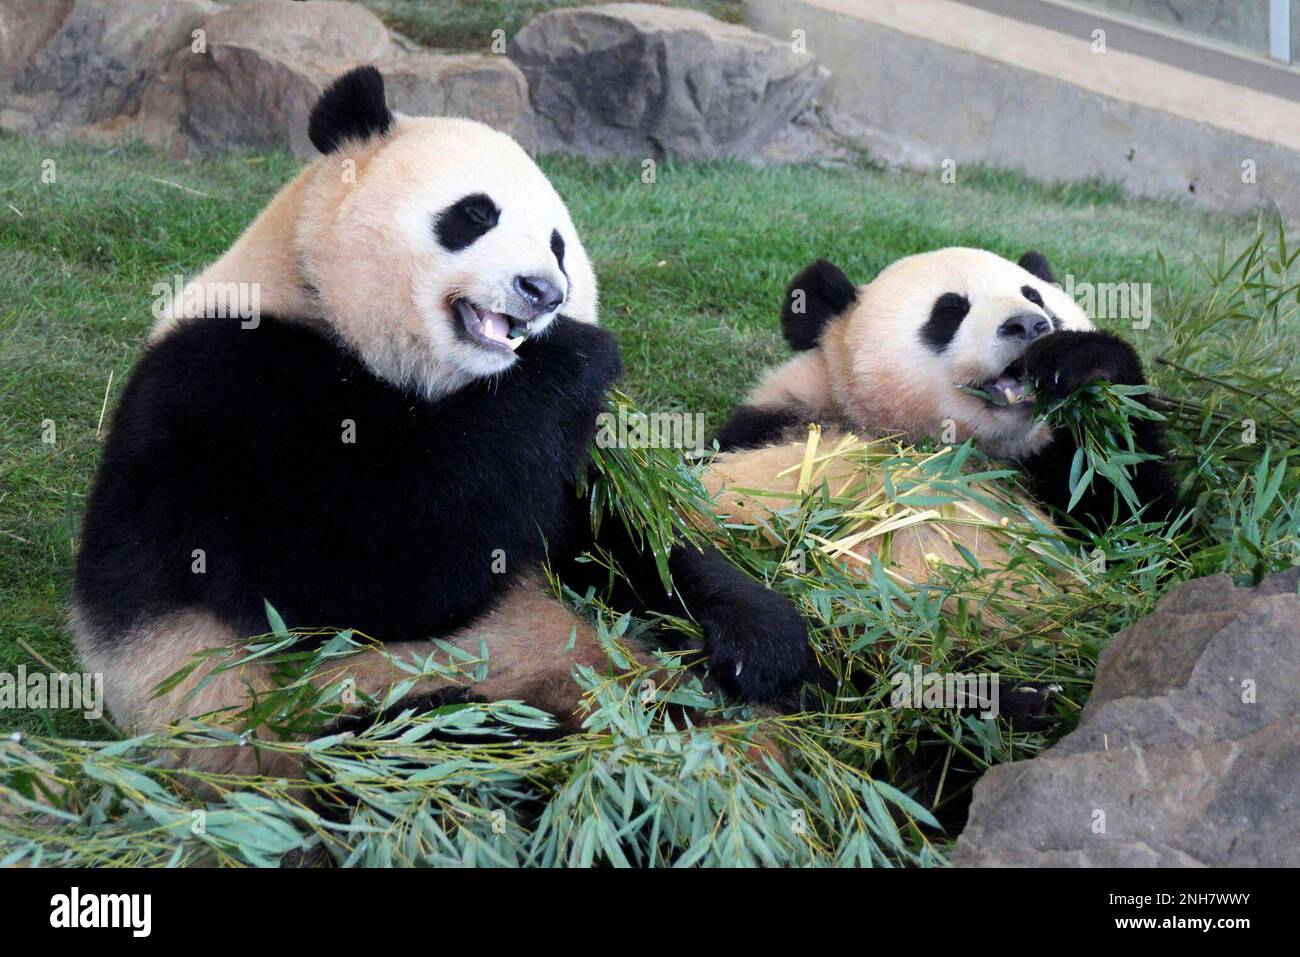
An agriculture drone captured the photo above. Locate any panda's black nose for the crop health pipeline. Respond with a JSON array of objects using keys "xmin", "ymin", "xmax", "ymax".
[
  {"xmin": 998, "ymin": 313, "xmax": 1052, "ymax": 342},
  {"xmin": 514, "ymin": 274, "xmax": 565, "ymax": 315}
]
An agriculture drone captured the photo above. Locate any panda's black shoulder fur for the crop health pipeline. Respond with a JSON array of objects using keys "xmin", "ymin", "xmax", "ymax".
[
  {"xmin": 74, "ymin": 315, "xmax": 621, "ymax": 646},
  {"xmin": 780, "ymin": 259, "xmax": 857, "ymax": 351},
  {"xmin": 309, "ymin": 65, "xmax": 393, "ymax": 154}
]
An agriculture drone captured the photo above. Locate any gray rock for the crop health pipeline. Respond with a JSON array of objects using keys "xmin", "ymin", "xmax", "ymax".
[
  {"xmin": 167, "ymin": 43, "xmax": 340, "ymax": 158},
  {"xmin": 200, "ymin": 0, "xmax": 391, "ymax": 63},
  {"xmin": 0, "ymin": 0, "xmax": 74, "ymax": 80},
  {"xmin": 144, "ymin": 0, "xmax": 390, "ymax": 157},
  {"xmin": 953, "ymin": 569, "xmax": 1300, "ymax": 867},
  {"xmin": 757, "ymin": 102, "xmax": 944, "ymax": 169},
  {"xmin": 2, "ymin": 0, "xmax": 536, "ymax": 157},
  {"xmin": 0, "ymin": 0, "xmax": 215, "ymax": 139},
  {"xmin": 380, "ymin": 53, "xmax": 537, "ymax": 153},
  {"xmin": 142, "ymin": 2, "xmax": 536, "ymax": 158},
  {"xmin": 510, "ymin": 2, "xmax": 826, "ymax": 159}
]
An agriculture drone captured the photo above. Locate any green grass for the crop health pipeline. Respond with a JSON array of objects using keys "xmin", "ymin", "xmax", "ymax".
[
  {"xmin": 0, "ymin": 136, "xmax": 1258, "ymax": 740},
  {"xmin": 2, "ymin": 133, "xmax": 1298, "ymax": 866},
  {"xmin": 355, "ymin": 0, "xmax": 743, "ymax": 51}
]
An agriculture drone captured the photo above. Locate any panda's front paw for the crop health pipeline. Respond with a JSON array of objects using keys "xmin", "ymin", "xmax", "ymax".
[
  {"xmin": 506, "ymin": 319, "xmax": 624, "ymax": 408},
  {"xmin": 702, "ymin": 587, "xmax": 813, "ymax": 703},
  {"xmin": 525, "ymin": 316, "xmax": 619, "ymax": 363},
  {"xmin": 1025, "ymin": 330, "xmax": 1146, "ymax": 401}
]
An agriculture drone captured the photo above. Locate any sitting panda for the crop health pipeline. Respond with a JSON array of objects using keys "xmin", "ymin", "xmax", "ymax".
[
  {"xmin": 713, "ymin": 248, "xmax": 1178, "ymax": 534},
  {"xmin": 73, "ymin": 67, "xmax": 812, "ymax": 775}
]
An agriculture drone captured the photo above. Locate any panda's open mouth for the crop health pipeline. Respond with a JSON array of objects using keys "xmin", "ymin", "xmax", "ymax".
[
  {"xmin": 452, "ymin": 299, "xmax": 533, "ymax": 354},
  {"xmin": 970, "ymin": 358, "xmax": 1031, "ymax": 408}
]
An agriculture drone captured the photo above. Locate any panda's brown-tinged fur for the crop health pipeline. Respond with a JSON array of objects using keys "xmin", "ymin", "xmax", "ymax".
[
  {"xmin": 73, "ymin": 580, "xmax": 615, "ymax": 778},
  {"xmin": 699, "ymin": 431, "xmax": 1058, "ymax": 606},
  {"xmin": 715, "ymin": 248, "xmax": 1177, "ymax": 533},
  {"xmin": 76, "ymin": 67, "xmax": 813, "ymax": 775}
]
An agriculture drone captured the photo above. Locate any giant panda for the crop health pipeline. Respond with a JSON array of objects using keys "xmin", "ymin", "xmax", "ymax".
[
  {"xmin": 73, "ymin": 66, "xmax": 813, "ymax": 777},
  {"xmin": 709, "ymin": 248, "xmax": 1177, "ymax": 557},
  {"xmin": 703, "ymin": 247, "xmax": 1179, "ymax": 827}
]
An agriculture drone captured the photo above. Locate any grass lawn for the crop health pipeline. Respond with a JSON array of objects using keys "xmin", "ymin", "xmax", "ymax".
[{"xmin": 2, "ymin": 132, "xmax": 1297, "ymax": 865}]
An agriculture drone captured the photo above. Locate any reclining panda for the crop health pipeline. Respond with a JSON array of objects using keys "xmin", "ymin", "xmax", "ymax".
[
  {"xmin": 713, "ymin": 248, "xmax": 1178, "ymax": 534},
  {"xmin": 73, "ymin": 67, "xmax": 813, "ymax": 775}
]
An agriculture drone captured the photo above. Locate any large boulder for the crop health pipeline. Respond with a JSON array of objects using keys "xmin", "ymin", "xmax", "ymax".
[
  {"xmin": 141, "ymin": 0, "xmax": 390, "ymax": 157},
  {"xmin": 510, "ymin": 2, "xmax": 827, "ymax": 159},
  {"xmin": 0, "ymin": 0, "xmax": 75, "ymax": 81},
  {"xmin": 953, "ymin": 567, "xmax": 1300, "ymax": 867},
  {"xmin": 379, "ymin": 54, "xmax": 537, "ymax": 152},
  {"xmin": 143, "ymin": 1, "xmax": 536, "ymax": 157},
  {"xmin": 200, "ymin": 0, "xmax": 391, "ymax": 62},
  {"xmin": 2, "ymin": 0, "xmax": 538, "ymax": 156},
  {"xmin": 0, "ymin": 0, "xmax": 215, "ymax": 139}
]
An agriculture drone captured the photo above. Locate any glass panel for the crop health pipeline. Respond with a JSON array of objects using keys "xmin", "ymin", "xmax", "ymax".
[{"xmin": 1075, "ymin": 0, "xmax": 1281, "ymax": 60}]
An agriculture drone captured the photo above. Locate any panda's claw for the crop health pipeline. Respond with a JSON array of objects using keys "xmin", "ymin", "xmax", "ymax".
[{"xmin": 701, "ymin": 589, "xmax": 813, "ymax": 703}]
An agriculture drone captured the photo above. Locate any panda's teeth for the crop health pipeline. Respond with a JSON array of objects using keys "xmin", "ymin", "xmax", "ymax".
[{"xmin": 480, "ymin": 313, "xmax": 511, "ymax": 343}]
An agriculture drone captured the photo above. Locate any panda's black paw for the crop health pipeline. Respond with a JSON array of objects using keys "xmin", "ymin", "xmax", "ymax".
[
  {"xmin": 993, "ymin": 681, "xmax": 1062, "ymax": 731},
  {"xmin": 701, "ymin": 587, "xmax": 813, "ymax": 703},
  {"xmin": 1025, "ymin": 330, "xmax": 1146, "ymax": 400},
  {"xmin": 668, "ymin": 545, "xmax": 814, "ymax": 702},
  {"xmin": 515, "ymin": 317, "xmax": 624, "ymax": 395}
]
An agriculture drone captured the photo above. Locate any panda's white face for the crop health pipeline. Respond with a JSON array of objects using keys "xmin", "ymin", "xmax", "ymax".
[
  {"xmin": 299, "ymin": 115, "xmax": 598, "ymax": 398},
  {"xmin": 826, "ymin": 248, "xmax": 1092, "ymax": 458}
]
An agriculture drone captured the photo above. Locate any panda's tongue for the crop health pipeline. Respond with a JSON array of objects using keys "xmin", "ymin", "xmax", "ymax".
[{"xmin": 480, "ymin": 312, "xmax": 510, "ymax": 343}]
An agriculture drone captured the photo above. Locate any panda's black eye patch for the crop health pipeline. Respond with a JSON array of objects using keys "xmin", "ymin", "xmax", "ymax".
[
  {"xmin": 435, "ymin": 193, "xmax": 500, "ymax": 251},
  {"xmin": 920, "ymin": 292, "xmax": 970, "ymax": 353},
  {"xmin": 550, "ymin": 229, "xmax": 566, "ymax": 276},
  {"xmin": 1022, "ymin": 285, "xmax": 1044, "ymax": 308}
]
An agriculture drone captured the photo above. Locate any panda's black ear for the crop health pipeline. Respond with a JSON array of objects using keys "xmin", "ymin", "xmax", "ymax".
[
  {"xmin": 781, "ymin": 259, "xmax": 857, "ymax": 351},
  {"xmin": 1018, "ymin": 250, "xmax": 1056, "ymax": 285},
  {"xmin": 309, "ymin": 66, "xmax": 393, "ymax": 154}
]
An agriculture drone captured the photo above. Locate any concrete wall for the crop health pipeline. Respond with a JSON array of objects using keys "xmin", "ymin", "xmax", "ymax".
[{"xmin": 747, "ymin": 0, "xmax": 1300, "ymax": 217}]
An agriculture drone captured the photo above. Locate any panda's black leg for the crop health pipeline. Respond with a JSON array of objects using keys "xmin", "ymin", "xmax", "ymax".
[
  {"xmin": 558, "ymin": 503, "xmax": 814, "ymax": 702},
  {"xmin": 666, "ymin": 545, "xmax": 814, "ymax": 702},
  {"xmin": 1020, "ymin": 330, "xmax": 1177, "ymax": 529}
]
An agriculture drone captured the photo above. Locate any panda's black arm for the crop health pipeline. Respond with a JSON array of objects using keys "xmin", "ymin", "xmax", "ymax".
[
  {"xmin": 713, "ymin": 404, "xmax": 806, "ymax": 451},
  {"xmin": 665, "ymin": 543, "xmax": 815, "ymax": 700},
  {"xmin": 557, "ymin": 500, "xmax": 813, "ymax": 703},
  {"xmin": 1018, "ymin": 330, "xmax": 1177, "ymax": 529}
]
